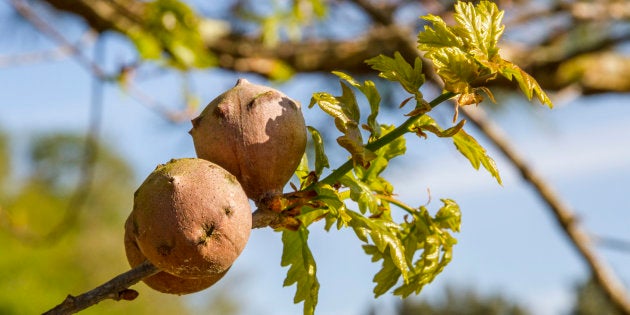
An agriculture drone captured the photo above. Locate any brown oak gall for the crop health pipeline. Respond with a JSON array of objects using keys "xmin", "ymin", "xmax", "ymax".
[
  {"xmin": 124, "ymin": 218, "xmax": 228, "ymax": 295},
  {"xmin": 124, "ymin": 158, "xmax": 251, "ymax": 291},
  {"xmin": 190, "ymin": 79, "xmax": 307, "ymax": 201}
]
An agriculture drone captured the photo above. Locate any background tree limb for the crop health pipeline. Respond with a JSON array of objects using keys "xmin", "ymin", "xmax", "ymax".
[
  {"xmin": 35, "ymin": 0, "xmax": 630, "ymax": 93},
  {"xmin": 461, "ymin": 106, "xmax": 630, "ymax": 315}
]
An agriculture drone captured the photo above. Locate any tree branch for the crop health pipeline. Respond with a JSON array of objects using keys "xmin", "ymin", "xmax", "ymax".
[
  {"xmin": 460, "ymin": 106, "xmax": 630, "ymax": 315},
  {"xmin": 35, "ymin": 0, "xmax": 630, "ymax": 93},
  {"xmin": 43, "ymin": 260, "xmax": 159, "ymax": 315}
]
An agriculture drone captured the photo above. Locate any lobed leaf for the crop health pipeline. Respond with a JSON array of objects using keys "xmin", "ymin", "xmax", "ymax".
[
  {"xmin": 281, "ymin": 227, "xmax": 320, "ymax": 315},
  {"xmin": 453, "ymin": 0, "xmax": 505, "ymax": 59},
  {"xmin": 307, "ymin": 126, "xmax": 329, "ymax": 176},
  {"xmin": 309, "ymin": 92, "xmax": 350, "ymax": 131},
  {"xmin": 430, "ymin": 47, "xmax": 480, "ymax": 94},
  {"xmin": 339, "ymin": 173, "xmax": 379, "ymax": 215},
  {"xmin": 499, "ymin": 61, "xmax": 553, "ymax": 108},
  {"xmin": 362, "ymin": 80, "xmax": 382, "ymax": 139},
  {"xmin": 434, "ymin": 199, "xmax": 461, "ymax": 232},
  {"xmin": 346, "ymin": 210, "xmax": 409, "ymax": 284},
  {"xmin": 295, "ymin": 153, "xmax": 310, "ymax": 187},
  {"xmin": 417, "ymin": 14, "xmax": 464, "ymax": 54},
  {"xmin": 333, "ymin": 71, "xmax": 383, "ymax": 139},
  {"xmin": 452, "ymin": 128, "xmax": 502, "ymax": 185},
  {"xmin": 392, "ymin": 200, "xmax": 460, "ymax": 297},
  {"xmin": 417, "ymin": 1, "xmax": 553, "ymax": 108},
  {"xmin": 310, "ymin": 82, "xmax": 376, "ymax": 167},
  {"xmin": 411, "ymin": 115, "xmax": 465, "ymax": 139},
  {"xmin": 338, "ymin": 81, "xmax": 361, "ymax": 123},
  {"xmin": 311, "ymin": 184, "xmax": 350, "ymax": 231},
  {"xmin": 365, "ymin": 52, "xmax": 425, "ymax": 96},
  {"xmin": 371, "ymin": 248, "xmax": 403, "ymax": 296}
]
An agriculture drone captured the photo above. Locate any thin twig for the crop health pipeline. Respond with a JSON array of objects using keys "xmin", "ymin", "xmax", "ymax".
[
  {"xmin": 460, "ymin": 106, "xmax": 630, "ymax": 315},
  {"xmin": 43, "ymin": 260, "xmax": 160, "ymax": 315}
]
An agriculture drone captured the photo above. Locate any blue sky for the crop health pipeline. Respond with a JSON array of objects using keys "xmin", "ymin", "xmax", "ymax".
[{"xmin": 2, "ymin": 4, "xmax": 630, "ymax": 315}]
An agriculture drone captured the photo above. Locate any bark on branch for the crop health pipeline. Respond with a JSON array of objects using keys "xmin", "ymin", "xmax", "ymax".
[
  {"xmin": 35, "ymin": 0, "xmax": 630, "ymax": 93},
  {"xmin": 43, "ymin": 260, "xmax": 159, "ymax": 315}
]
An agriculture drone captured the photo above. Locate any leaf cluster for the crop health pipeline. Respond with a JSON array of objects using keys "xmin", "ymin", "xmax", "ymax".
[
  {"xmin": 277, "ymin": 2, "xmax": 555, "ymax": 314},
  {"xmin": 284, "ymin": 55, "xmax": 469, "ymax": 314},
  {"xmin": 418, "ymin": 1, "xmax": 552, "ymax": 109}
]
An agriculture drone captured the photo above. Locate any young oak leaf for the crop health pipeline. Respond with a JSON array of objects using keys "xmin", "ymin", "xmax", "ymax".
[
  {"xmin": 411, "ymin": 114, "xmax": 466, "ymax": 139},
  {"xmin": 333, "ymin": 71, "xmax": 383, "ymax": 139},
  {"xmin": 499, "ymin": 60, "xmax": 553, "ymax": 108},
  {"xmin": 295, "ymin": 153, "xmax": 310, "ymax": 188},
  {"xmin": 365, "ymin": 52, "xmax": 425, "ymax": 96},
  {"xmin": 417, "ymin": 14, "xmax": 464, "ymax": 55},
  {"xmin": 281, "ymin": 226, "xmax": 320, "ymax": 315},
  {"xmin": 310, "ymin": 84, "xmax": 376, "ymax": 167},
  {"xmin": 311, "ymin": 184, "xmax": 350, "ymax": 231},
  {"xmin": 359, "ymin": 198, "xmax": 461, "ymax": 298},
  {"xmin": 370, "ymin": 246, "xmax": 404, "ymax": 296},
  {"xmin": 346, "ymin": 210, "xmax": 410, "ymax": 285},
  {"xmin": 393, "ymin": 200, "xmax": 460, "ymax": 297},
  {"xmin": 452, "ymin": 0, "xmax": 505, "ymax": 60},
  {"xmin": 306, "ymin": 126, "xmax": 330, "ymax": 176},
  {"xmin": 430, "ymin": 47, "xmax": 482, "ymax": 95},
  {"xmin": 453, "ymin": 128, "xmax": 502, "ymax": 185},
  {"xmin": 434, "ymin": 198, "xmax": 462, "ymax": 232},
  {"xmin": 418, "ymin": 0, "xmax": 553, "ymax": 108},
  {"xmin": 339, "ymin": 173, "xmax": 380, "ymax": 215}
]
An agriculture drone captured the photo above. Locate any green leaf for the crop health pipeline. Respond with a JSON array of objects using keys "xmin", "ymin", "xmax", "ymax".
[
  {"xmin": 313, "ymin": 184, "xmax": 349, "ymax": 231},
  {"xmin": 499, "ymin": 61, "xmax": 553, "ymax": 108},
  {"xmin": 430, "ymin": 47, "xmax": 480, "ymax": 94},
  {"xmin": 391, "ymin": 199, "xmax": 460, "ymax": 297},
  {"xmin": 434, "ymin": 198, "xmax": 461, "ymax": 232},
  {"xmin": 371, "ymin": 248, "xmax": 403, "ymax": 296},
  {"xmin": 306, "ymin": 126, "xmax": 329, "ymax": 176},
  {"xmin": 452, "ymin": 128, "xmax": 502, "ymax": 185},
  {"xmin": 309, "ymin": 92, "xmax": 349, "ymax": 131},
  {"xmin": 338, "ymin": 81, "xmax": 361, "ymax": 123},
  {"xmin": 417, "ymin": 1, "xmax": 553, "ymax": 108},
  {"xmin": 417, "ymin": 14, "xmax": 464, "ymax": 54},
  {"xmin": 365, "ymin": 52, "xmax": 425, "ymax": 95},
  {"xmin": 362, "ymin": 81, "xmax": 382, "ymax": 139},
  {"xmin": 336, "ymin": 125, "xmax": 377, "ymax": 168},
  {"xmin": 295, "ymin": 153, "xmax": 310, "ymax": 187},
  {"xmin": 332, "ymin": 71, "xmax": 382, "ymax": 139},
  {"xmin": 393, "ymin": 233, "xmax": 454, "ymax": 298},
  {"xmin": 345, "ymin": 210, "xmax": 409, "ymax": 285},
  {"xmin": 310, "ymin": 87, "xmax": 376, "ymax": 167},
  {"xmin": 411, "ymin": 115, "xmax": 465, "ymax": 139},
  {"xmin": 339, "ymin": 173, "xmax": 379, "ymax": 215},
  {"xmin": 453, "ymin": 0, "xmax": 505, "ymax": 59},
  {"xmin": 281, "ymin": 227, "xmax": 319, "ymax": 315}
]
